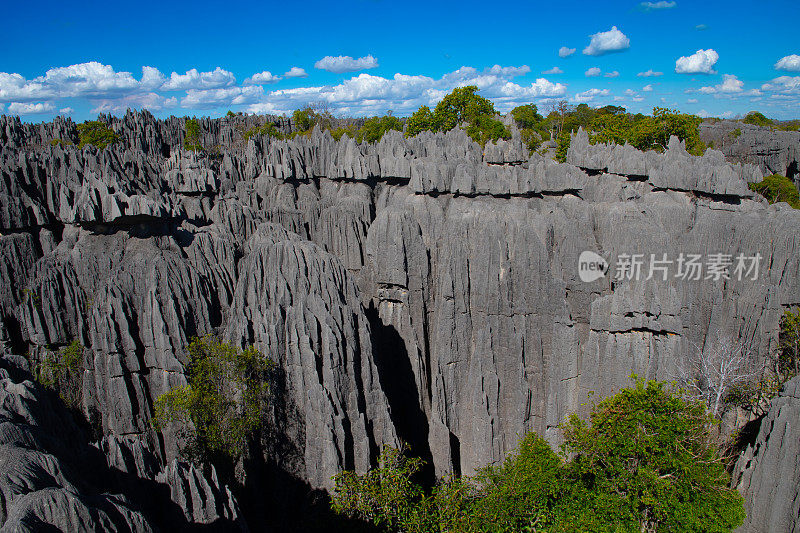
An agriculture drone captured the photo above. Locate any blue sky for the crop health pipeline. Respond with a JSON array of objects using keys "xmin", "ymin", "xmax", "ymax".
[{"xmin": 2, "ymin": 0, "xmax": 800, "ymax": 121}]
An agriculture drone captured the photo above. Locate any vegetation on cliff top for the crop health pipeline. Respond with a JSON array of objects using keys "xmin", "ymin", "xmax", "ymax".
[
  {"xmin": 332, "ymin": 377, "xmax": 745, "ymax": 532},
  {"xmin": 748, "ymin": 173, "xmax": 800, "ymax": 208},
  {"xmin": 77, "ymin": 120, "xmax": 118, "ymax": 149}
]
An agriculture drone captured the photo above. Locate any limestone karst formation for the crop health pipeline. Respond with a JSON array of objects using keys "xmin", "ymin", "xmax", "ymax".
[{"xmin": 0, "ymin": 111, "xmax": 798, "ymax": 531}]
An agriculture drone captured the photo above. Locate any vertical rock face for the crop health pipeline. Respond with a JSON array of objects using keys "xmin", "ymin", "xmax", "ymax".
[
  {"xmin": 699, "ymin": 120, "xmax": 800, "ymax": 190},
  {"xmin": 0, "ymin": 111, "xmax": 799, "ymax": 529},
  {"xmin": 733, "ymin": 377, "xmax": 800, "ymax": 533}
]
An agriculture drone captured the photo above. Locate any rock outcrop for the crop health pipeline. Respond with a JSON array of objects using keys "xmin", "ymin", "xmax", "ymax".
[
  {"xmin": 733, "ymin": 376, "xmax": 800, "ymax": 533},
  {"xmin": 699, "ymin": 120, "xmax": 800, "ymax": 191},
  {"xmin": 1, "ymin": 111, "xmax": 799, "ymax": 530}
]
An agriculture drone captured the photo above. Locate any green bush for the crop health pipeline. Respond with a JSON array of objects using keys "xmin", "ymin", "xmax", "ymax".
[
  {"xmin": 403, "ymin": 86, "xmax": 510, "ymax": 145},
  {"xmin": 332, "ymin": 378, "xmax": 744, "ymax": 532},
  {"xmin": 244, "ymin": 122, "xmax": 284, "ymax": 141},
  {"xmin": 184, "ymin": 118, "xmax": 202, "ymax": 151},
  {"xmin": 330, "ymin": 124, "xmax": 360, "ymax": 141},
  {"xmin": 357, "ymin": 115, "xmax": 403, "ymax": 143},
  {"xmin": 77, "ymin": 121, "xmax": 118, "ymax": 149},
  {"xmin": 730, "ymin": 128, "xmax": 742, "ymax": 139},
  {"xmin": 748, "ymin": 174, "xmax": 800, "ymax": 208},
  {"xmin": 510, "ymin": 104, "xmax": 543, "ymax": 130},
  {"xmin": 153, "ymin": 335, "xmax": 274, "ymax": 463},
  {"xmin": 779, "ymin": 308, "xmax": 800, "ymax": 378},
  {"xmin": 291, "ymin": 106, "xmax": 333, "ymax": 136},
  {"xmin": 405, "ymin": 105, "xmax": 433, "ymax": 138},
  {"xmin": 743, "ymin": 111, "xmax": 773, "ymax": 128},
  {"xmin": 35, "ymin": 340, "xmax": 84, "ymax": 410},
  {"xmin": 559, "ymin": 378, "xmax": 744, "ymax": 532}
]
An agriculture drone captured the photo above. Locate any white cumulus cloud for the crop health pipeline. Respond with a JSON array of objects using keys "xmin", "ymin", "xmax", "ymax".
[
  {"xmin": 542, "ymin": 67, "xmax": 563, "ymax": 74},
  {"xmin": 585, "ymin": 67, "xmax": 602, "ymax": 77},
  {"xmin": 583, "ymin": 26, "xmax": 630, "ymax": 56},
  {"xmin": 637, "ymin": 69, "xmax": 663, "ymax": 77},
  {"xmin": 775, "ymin": 55, "xmax": 800, "ymax": 72},
  {"xmin": 8, "ymin": 102, "xmax": 55, "ymax": 114},
  {"xmin": 640, "ymin": 1, "xmax": 676, "ymax": 10},
  {"xmin": 558, "ymin": 46, "xmax": 576, "ymax": 58},
  {"xmin": 675, "ymin": 49, "xmax": 719, "ymax": 74},
  {"xmin": 698, "ymin": 74, "xmax": 744, "ymax": 94},
  {"xmin": 314, "ymin": 55, "xmax": 379, "ymax": 73},
  {"xmin": 245, "ymin": 71, "xmax": 281, "ymax": 84},
  {"xmin": 643, "ymin": 84, "xmax": 654, "ymax": 91},
  {"xmin": 574, "ymin": 88, "xmax": 610, "ymax": 102},
  {"xmin": 161, "ymin": 67, "xmax": 236, "ymax": 91},
  {"xmin": 181, "ymin": 86, "xmax": 265, "ymax": 109},
  {"xmin": 284, "ymin": 67, "xmax": 308, "ymax": 78},
  {"xmin": 58, "ymin": 107, "xmax": 73, "ymax": 114},
  {"xmin": 604, "ymin": 71, "xmax": 620, "ymax": 78}
]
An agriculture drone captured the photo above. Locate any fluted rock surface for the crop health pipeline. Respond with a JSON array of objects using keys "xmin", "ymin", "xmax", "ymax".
[
  {"xmin": 733, "ymin": 376, "xmax": 800, "ymax": 533},
  {"xmin": 1, "ymin": 111, "xmax": 799, "ymax": 529},
  {"xmin": 699, "ymin": 120, "xmax": 800, "ymax": 190}
]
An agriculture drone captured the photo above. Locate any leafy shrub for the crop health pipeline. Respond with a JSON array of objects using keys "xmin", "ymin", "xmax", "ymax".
[
  {"xmin": 184, "ymin": 118, "xmax": 202, "ymax": 151},
  {"xmin": 35, "ymin": 340, "xmax": 84, "ymax": 410},
  {"xmin": 510, "ymin": 104, "xmax": 543, "ymax": 130},
  {"xmin": 779, "ymin": 308, "xmax": 800, "ymax": 378},
  {"xmin": 730, "ymin": 127, "xmax": 742, "ymax": 139},
  {"xmin": 330, "ymin": 124, "xmax": 359, "ymax": 141},
  {"xmin": 560, "ymin": 378, "xmax": 745, "ymax": 532},
  {"xmin": 743, "ymin": 111, "xmax": 773, "ymax": 128},
  {"xmin": 153, "ymin": 335, "xmax": 274, "ymax": 463},
  {"xmin": 332, "ymin": 378, "xmax": 744, "ymax": 532},
  {"xmin": 244, "ymin": 122, "xmax": 284, "ymax": 141},
  {"xmin": 405, "ymin": 105, "xmax": 433, "ymax": 137},
  {"xmin": 77, "ymin": 121, "xmax": 118, "ymax": 149},
  {"xmin": 403, "ymin": 86, "xmax": 510, "ymax": 145},
  {"xmin": 431, "ymin": 85, "xmax": 495, "ymax": 132},
  {"xmin": 291, "ymin": 105, "xmax": 333, "ymax": 136},
  {"xmin": 357, "ymin": 115, "xmax": 403, "ymax": 143},
  {"xmin": 748, "ymin": 173, "xmax": 800, "ymax": 208}
]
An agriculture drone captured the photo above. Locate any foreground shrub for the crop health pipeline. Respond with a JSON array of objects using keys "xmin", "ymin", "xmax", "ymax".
[
  {"xmin": 331, "ymin": 378, "xmax": 745, "ymax": 532},
  {"xmin": 77, "ymin": 121, "xmax": 118, "ymax": 149},
  {"xmin": 560, "ymin": 378, "xmax": 745, "ymax": 532},
  {"xmin": 153, "ymin": 335, "xmax": 273, "ymax": 463},
  {"xmin": 748, "ymin": 173, "xmax": 800, "ymax": 208}
]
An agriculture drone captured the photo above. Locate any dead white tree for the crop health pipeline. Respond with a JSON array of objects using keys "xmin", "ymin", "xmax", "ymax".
[{"xmin": 676, "ymin": 336, "xmax": 762, "ymax": 418}]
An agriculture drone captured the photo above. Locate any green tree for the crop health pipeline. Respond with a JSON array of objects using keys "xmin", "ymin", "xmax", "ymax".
[
  {"xmin": 779, "ymin": 308, "xmax": 800, "ymax": 377},
  {"xmin": 153, "ymin": 335, "xmax": 273, "ymax": 463},
  {"xmin": 748, "ymin": 174, "xmax": 800, "ymax": 208},
  {"xmin": 34, "ymin": 340, "xmax": 84, "ymax": 410},
  {"xmin": 244, "ymin": 121, "xmax": 284, "ymax": 141},
  {"xmin": 432, "ymin": 86, "xmax": 495, "ymax": 132},
  {"xmin": 560, "ymin": 378, "xmax": 745, "ymax": 532},
  {"xmin": 405, "ymin": 105, "xmax": 433, "ymax": 137},
  {"xmin": 77, "ymin": 121, "xmax": 119, "ymax": 149},
  {"xmin": 743, "ymin": 111, "xmax": 773, "ymax": 128},
  {"xmin": 357, "ymin": 115, "xmax": 404, "ymax": 143},
  {"xmin": 510, "ymin": 104, "xmax": 543, "ymax": 130},
  {"xmin": 184, "ymin": 118, "xmax": 202, "ymax": 152},
  {"xmin": 332, "ymin": 445, "xmax": 429, "ymax": 531}
]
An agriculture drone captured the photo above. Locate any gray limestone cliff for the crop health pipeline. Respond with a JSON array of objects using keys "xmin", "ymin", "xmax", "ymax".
[{"xmin": 0, "ymin": 111, "xmax": 798, "ymax": 530}]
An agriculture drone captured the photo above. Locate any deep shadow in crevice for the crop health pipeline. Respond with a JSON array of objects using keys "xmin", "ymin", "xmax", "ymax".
[{"xmin": 365, "ymin": 303, "xmax": 435, "ymax": 485}]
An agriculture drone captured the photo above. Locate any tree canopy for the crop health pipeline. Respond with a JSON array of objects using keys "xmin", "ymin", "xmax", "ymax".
[
  {"xmin": 77, "ymin": 121, "xmax": 119, "ymax": 149},
  {"xmin": 153, "ymin": 335, "xmax": 273, "ymax": 463},
  {"xmin": 331, "ymin": 378, "xmax": 744, "ymax": 532}
]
